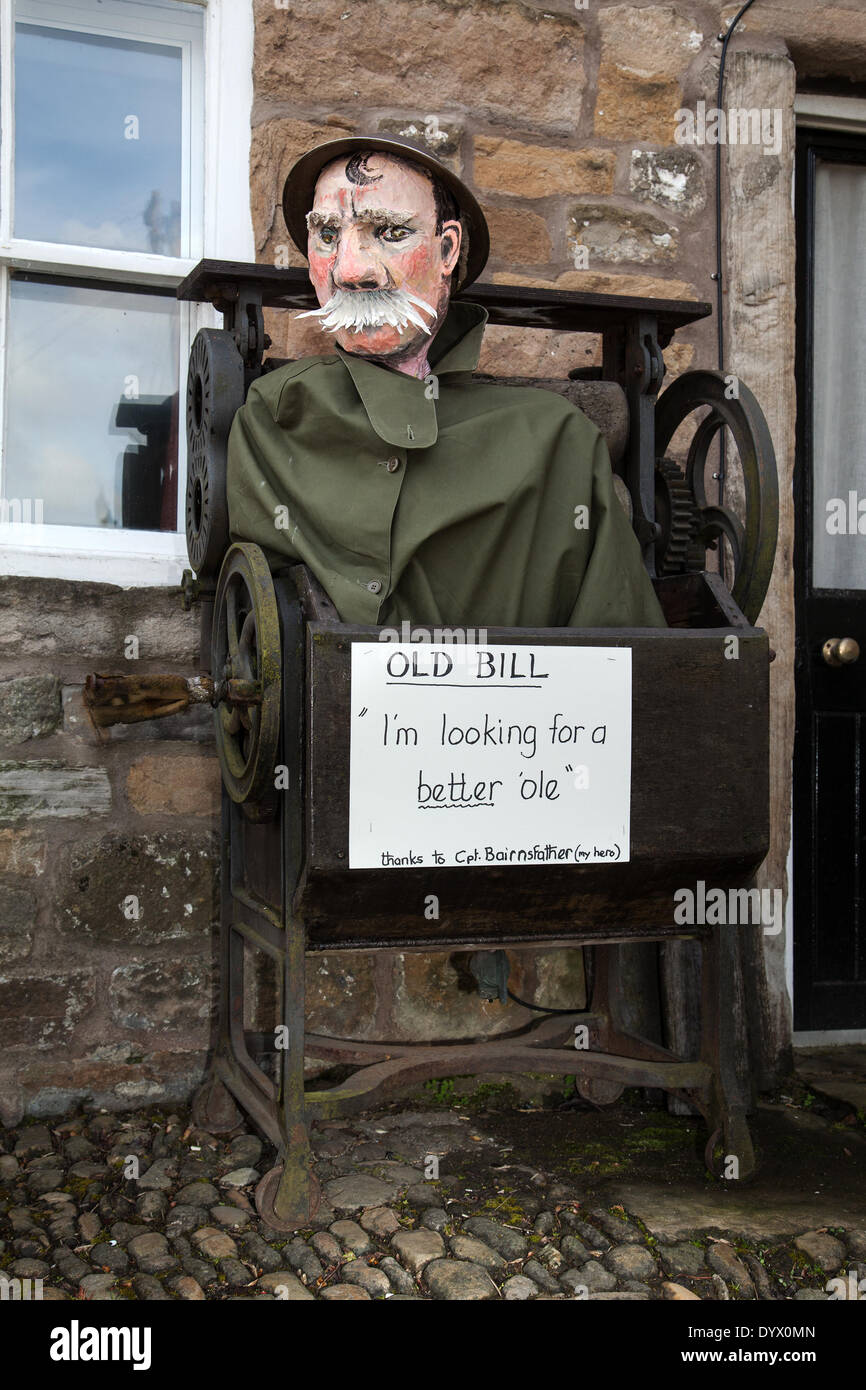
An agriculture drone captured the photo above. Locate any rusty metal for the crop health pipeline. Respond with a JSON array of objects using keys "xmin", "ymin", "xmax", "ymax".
[
  {"xmin": 211, "ymin": 543, "xmax": 281, "ymax": 807},
  {"xmin": 165, "ymin": 263, "xmax": 775, "ymax": 1221},
  {"xmin": 255, "ymin": 1159, "xmax": 322, "ymax": 1234},
  {"xmin": 82, "ymin": 671, "xmax": 265, "ymax": 729},
  {"xmin": 655, "ymin": 369, "xmax": 779, "ymax": 624},
  {"xmin": 185, "ymin": 329, "xmax": 244, "ymax": 584},
  {"xmin": 83, "ymin": 672, "xmax": 215, "ymax": 726},
  {"xmin": 186, "ymin": 564, "xmax": 764, "ymax": 1228}
]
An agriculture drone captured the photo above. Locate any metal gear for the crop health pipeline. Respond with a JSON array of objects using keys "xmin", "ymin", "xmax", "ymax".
[
  {"xmin": 185, "ymin": 329, "xmax": 244, "ymax": 580},
  {"xmin": 654, "ymin": 455, "xmax": 702, "ymax": 575}
]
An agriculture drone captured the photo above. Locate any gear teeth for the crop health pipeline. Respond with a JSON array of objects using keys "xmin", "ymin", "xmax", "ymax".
[{"xmin": 654, "ymin": 457, "xmax": 702, "ymax": 574}]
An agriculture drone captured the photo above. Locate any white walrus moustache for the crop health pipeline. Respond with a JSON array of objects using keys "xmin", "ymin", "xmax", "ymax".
[{"xmin": 296, "ymin": 286, "xmax": 438, "ymax": 335}]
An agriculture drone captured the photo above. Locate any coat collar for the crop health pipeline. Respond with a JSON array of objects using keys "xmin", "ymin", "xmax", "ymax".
[{"xmin": 335, "ymin": 301, "xmax": 487, "ymax": 450}]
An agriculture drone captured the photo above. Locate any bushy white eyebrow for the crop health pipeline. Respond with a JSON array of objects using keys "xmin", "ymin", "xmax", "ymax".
[{"xmin": 305, "ymin": 208, "xmax": 419, "ymax": 231}]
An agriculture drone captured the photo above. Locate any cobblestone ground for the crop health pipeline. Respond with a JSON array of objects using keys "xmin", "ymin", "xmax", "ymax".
[{"xmin": 1, "ymin": 1092, "xmax": 865, "ymax": 1301}]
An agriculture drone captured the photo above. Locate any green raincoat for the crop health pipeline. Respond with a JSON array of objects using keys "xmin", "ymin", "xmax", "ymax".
[{"xmin": 227, "ymin": 301, "xmax": 666, "ymax": 630}]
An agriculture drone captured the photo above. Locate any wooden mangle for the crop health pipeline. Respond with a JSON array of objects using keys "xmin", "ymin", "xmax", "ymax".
[{"xmin": 85, "ymin": 261, "xmax": 779, "ymax": 1231}]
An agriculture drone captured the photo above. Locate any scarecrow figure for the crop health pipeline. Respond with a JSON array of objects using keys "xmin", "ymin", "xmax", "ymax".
[{"xmin": 227, "ymin": 136, "xmax": 665, "ymax": 630}]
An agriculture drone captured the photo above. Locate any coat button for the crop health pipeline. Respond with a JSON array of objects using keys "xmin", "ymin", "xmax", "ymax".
[
  {"xmin": 385, "ymin": 456, "xmax": 401, "ymax": 472},
  {"xmin": 367, "ymin": 580, "xmax": 382, "ymax": 594}
]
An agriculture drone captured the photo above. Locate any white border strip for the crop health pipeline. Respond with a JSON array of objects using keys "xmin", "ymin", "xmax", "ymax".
[
  {"xmin": 790, "ymin": 94, "xmax": 866, "ymax": 1044},
  {"xmin": 794, "ymin": 94, "xmax": 866, "ymax": 132}
]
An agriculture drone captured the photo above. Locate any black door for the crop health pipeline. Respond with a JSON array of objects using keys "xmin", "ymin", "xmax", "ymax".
[{"xmin": 794, "ymin": 128, "xmax": 866, "ymax": 1030}]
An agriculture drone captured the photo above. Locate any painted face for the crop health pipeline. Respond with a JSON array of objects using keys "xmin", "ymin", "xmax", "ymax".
[{"xmin": 302, "ymin": 152, "xmax": 462, "ymax": 364}]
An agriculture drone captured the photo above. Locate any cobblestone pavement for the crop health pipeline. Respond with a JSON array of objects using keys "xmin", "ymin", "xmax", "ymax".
[{"xmin": 2, "ymin": 1088, "xmax": 865, "ymax": 1301}]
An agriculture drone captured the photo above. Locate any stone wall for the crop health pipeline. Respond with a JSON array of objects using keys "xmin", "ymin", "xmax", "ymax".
[
  {"xmin": 0, "ymin": 580, "xmax": 219, "ymax": 1122},
  {"xmin": 253, "ymin": 0, "xmax": 723, "ymax": 382},
  {"xmin": 0, "ymin": 577, "xmax": 585, "ymax": 1120},
  {"xmin": 4, "ymin": 0, "xmax": 866, "ymax": 1118}
]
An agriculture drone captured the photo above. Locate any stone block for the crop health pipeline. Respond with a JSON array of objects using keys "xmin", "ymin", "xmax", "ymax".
[
  {"xmin": 109, "ymin": 959, "xmax": 212, "ymax": 1032},
  {"xmin": 253, "ymin": 0, "xmax": 585, "ymax": 129},
  {"xmin": 126, "ymin": 754, "xmax": 221, "ymax": 817},
  {"xmin": 484, "ymin": 204, "xmax": 552, "ymax": 266},
  {"xmin": 0, "ymin": 676, "xmax": 62, "ymax": 744},
  {"xmin": 595, "ymin": 4, "xmax": 700, "ymax": 142},
  {"xmin": 391, "ymin": 950, "xmax": 533, "ymax": 1041},
  {"xmin": 663, "ymin": 341, "xmax": 696, "ymax": 379},
  {"xmin": 478, "ymin": 326, "xmax": 600, "ymax": 380},
  {"xmin": 0, "ymin": 761, "xmax": 111, "ymax": 824},
  {"xmin": 568, "ymin": 203, "xmax": 678, "ymax": 265},
  {"xmin": 306, "ymin": 953, "xmax": 378, "ymax": 1039},
  {"xmin": 572, "ymin": 202, "xmax": 681, "ymax": 266},
  {"xmin": 0, "ymin": 579, "xmax": 199, "ymax": 664},
  {"xmin": 250, "ymin": 117, "xmax": 354, "ymax": 259},
  {"xmin": 0, "ymin": 830, "xmax": 46, "ymax": 876},
  {"xmin": 629, "ymin": 148, "xmax": 706, "ymax": 215},
  {"xmin": 0, "ymin": 885, "xmax": 36, "ymax": 964},
  {"xmin": 262, "ymin": 307, "xmax": 337, "ymax": 364},
  {"xmin": 377, "ymin": 115, "xmax": 463, "ymax": 162},
  {"xmin": 58, "ymin": 831, "xmax": 217, "ymax": 944},
  {"xmin": 0, "ymin": 972, "xmax": 95, "ymax": 1049},
  {"xmin": 595, "ymin": 73, "xmax": 683, "ymax": 145},
  {"xmin": 720, "ymin": 0, "xmax": 866, "ymax": 81},
  {"xmin": 531, "ymin": 948, "xmax": 587, "ymax": 1011},
  {"xmin": 492, "ymin": 270, "xmax": 700, "ymax": 301},
  {"xmin": 475, "ymin": 139, "xmax": 615, "ymax": 199},
  {"xmin": 15, "ymin": 1050, "xmax": 206, "ymax": 1116}
]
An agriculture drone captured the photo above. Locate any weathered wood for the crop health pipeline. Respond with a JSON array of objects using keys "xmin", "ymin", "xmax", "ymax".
[
  {"xmin": 654, "ymin": 571, "xmax": 751, "ymax": 629},
  {"xmin": 725, "ymin": 50, "xmax": 797, "ymax": 1085},
  {"xmin": 660, "ymin": 938, "xmax": 702, "ymax": 1114}
]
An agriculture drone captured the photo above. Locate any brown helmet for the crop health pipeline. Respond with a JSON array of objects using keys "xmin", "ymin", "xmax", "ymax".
[{"xmin": 281, "ymin": 134, "xmax": 490, "ymax": 290}]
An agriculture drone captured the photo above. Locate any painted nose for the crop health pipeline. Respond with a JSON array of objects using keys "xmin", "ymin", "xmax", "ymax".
[{"xmin": 332, "ymin": 229, "xmax": 386, "ymax": 290}]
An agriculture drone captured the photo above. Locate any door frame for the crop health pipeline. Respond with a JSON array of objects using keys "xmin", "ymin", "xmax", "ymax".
[{"xmin": 792, "ymin": 100, "xmax": 866, "ymax": 1040}]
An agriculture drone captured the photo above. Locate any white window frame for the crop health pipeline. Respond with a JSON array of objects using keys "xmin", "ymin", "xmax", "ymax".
[{"xmin": 0, "ymin": 0, "xmax": 254, "ymax": 586}]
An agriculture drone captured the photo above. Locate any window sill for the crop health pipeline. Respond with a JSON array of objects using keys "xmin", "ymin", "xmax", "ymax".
[{"xmin": 0, "ymin": 535, "xmax": 190, "ymax": 588}]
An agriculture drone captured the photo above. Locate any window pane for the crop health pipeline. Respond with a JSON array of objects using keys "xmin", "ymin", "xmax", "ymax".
[
  {"xmin": 4, "ymin": 278, "xmax": 179, "ymax": 530},
  {"xmin": 14, "ymin": 22, "xmax": 186, "ymax": 254},
  {"xmin": 811, "ymin": 159, "xmax": 866, "ymax": 591}
]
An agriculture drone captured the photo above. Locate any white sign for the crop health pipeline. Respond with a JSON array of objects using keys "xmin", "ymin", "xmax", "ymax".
[{"xmin": 349, "ymin": 643, "xmax": 632, "ymax": 870}]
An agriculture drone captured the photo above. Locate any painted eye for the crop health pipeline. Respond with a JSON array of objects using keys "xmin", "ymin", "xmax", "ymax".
[
  {"xmin": 379, "ymin": 226, "xmax": 413, "ymax": 243},
  {"xmin": 318, "ymin": 226, "xmax": 339, "ymax": 246}
]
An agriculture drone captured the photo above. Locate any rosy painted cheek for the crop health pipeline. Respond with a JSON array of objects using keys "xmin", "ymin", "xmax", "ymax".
[{"xmin": 307, "ymin": 249, "xmax": 336, "ymax": 300}]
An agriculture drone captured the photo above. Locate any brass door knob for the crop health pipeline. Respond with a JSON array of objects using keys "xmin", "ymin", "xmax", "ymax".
[{"xmin": 822, "ymin": 637, "xmax": 860, "ymax": 667}]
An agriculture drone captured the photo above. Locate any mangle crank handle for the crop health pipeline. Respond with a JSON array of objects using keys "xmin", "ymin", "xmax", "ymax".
[{"xmin": 82, "ymin": 671, "xmax": 260, "ymax": 728}]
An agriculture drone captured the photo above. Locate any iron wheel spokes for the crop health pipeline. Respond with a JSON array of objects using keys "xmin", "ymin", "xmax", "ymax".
[
  {"xmin": 655, "ymin": 369, "xmax": 778, "ymax": 624},
  {"xmin": 212, "ymin": 544, "xmax": 281, "ymax": 806}
]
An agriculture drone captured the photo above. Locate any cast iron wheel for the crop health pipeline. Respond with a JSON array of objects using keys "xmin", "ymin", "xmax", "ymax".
[
  {"xmin": 254, "ymin": 1163, "xmax": 322, "ymax": 1233},
  {"xmin": 655, "ymin": 369, "xmax": 778, "ymax": 624},
  {"xmin": 185, "ymin": 329, "xmax": 244, "ymax": 580},
  {"xmin": 212, "ymin": 543, "xmax": 281, "ymax": 806}
]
